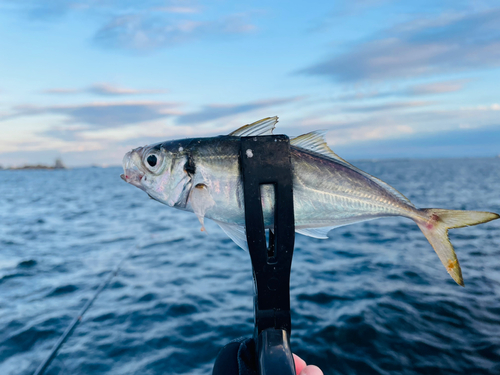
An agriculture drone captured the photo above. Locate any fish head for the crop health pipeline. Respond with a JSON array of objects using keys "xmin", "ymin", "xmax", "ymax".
[{"xmin": 121, "ymin": 142, "xmax": 193, "ymax": 208}]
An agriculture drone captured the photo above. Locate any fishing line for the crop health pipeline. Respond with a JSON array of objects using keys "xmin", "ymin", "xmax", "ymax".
[{"xmin": 33, "ymin": 245, "xmax": 138, "ymax": 375}]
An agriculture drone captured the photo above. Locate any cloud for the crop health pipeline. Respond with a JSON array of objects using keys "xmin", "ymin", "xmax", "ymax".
[
  {"xmin": 333, "ymin": 124, "xmax": 500, "ymax": 160},
  {"xmin": 342, "ymin": 100, "xmax": 434, "ymax": 113},
  {"xmin": 7, "ymin": 1, "xmax": 257, "ymax": 51},
  {"xmin": 334, "ymin": 79, "xmax": 468, "ymax": 102},
  {"xmin": 154, "ymin": 6, "xmax": 200, "ymax": 14},
  {"xmin": 282, "ymin": 101, "xmax": 500, "ymax": 152},
  {"xmin": 43, "ymin": 126, "xmax": 87, "ymax": 141},
  {"xmin": 7, "ymin": 1, "xmax": 195, "ymax": 20},
  {"xmin": 43, "ymin": 88, "xmax": 80, "ymax": 94},
  {"xmin": 407, "ymin": 80, "xmax": 467, "ymax": 96},
  {"xmin": 467, "ymin": 103, "xmax": 500, "ymax": 111},
  {"xmin": 308, "ymin": 0, "xmax": 396, "ymax": 33},
  {"xmin": 177, "ymin": 97, "xmax": 303, "ymax": 125},
  {"xmin": 19, "ymin": 0, "xmax": 75, "ymax": 20},
  {"xmin": 5, "ymin": 124, "xmax": 496, "ymax": 168},
  {"xmin": 301, "ymin": 8, "xmax": 500, "ymax": 82},
  {"xmin": 52, "ymin": 102, "xmax": 179, "ymax": 127},
  {"xmin": 335, "ymin": 90, "xmax": 395, "ymax": 102},
  {"xmin": 1, "ymin": 96, "xmax": 299, "ymax": 147},
  {"xmin": 3, "ymin": 101, "xmax": 180, "ymax": 128},
  {"xmin": 43, "ymin": 83, "xmax": 167, "ymax": 96},
  {"xmin": 94, "ymin": 13, "xmax": 256, "ymax": 51},
  {"xmin": 87, "ymin": 83, "xmax": 167, "ymax": 96}
]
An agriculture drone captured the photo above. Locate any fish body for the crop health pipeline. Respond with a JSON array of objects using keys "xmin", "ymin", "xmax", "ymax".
[{"xmin": 122, "ymin": 117, "xmax": 499, "ymax": 286}]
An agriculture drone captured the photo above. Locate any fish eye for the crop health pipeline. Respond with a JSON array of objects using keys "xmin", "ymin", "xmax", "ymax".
[{"xmin": 147, "ymin": 154, "xmax": 157, "ymax": 167}]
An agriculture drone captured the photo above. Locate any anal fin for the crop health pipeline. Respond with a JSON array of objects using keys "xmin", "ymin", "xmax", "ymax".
[
  {"xmin": 295, "ymin": 227, "xmax": 333, "ymax": 239},
  {"xmin": 216, "ymin": 221, "xmax": 248, "ymax": 251}
]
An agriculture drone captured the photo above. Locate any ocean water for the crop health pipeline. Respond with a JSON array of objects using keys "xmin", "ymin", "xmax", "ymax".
[{"xmin": 1, "ymin": 158, "xmax": 500, "ymax": 375}]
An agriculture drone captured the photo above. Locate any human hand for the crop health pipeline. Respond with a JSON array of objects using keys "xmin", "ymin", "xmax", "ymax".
[{"xmin": 293, "ymin": 354, "xmax": 324, "ymax": 375}]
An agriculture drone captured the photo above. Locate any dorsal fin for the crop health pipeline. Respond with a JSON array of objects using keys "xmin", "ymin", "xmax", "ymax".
[
  {"xmin": 291, "ymin": 131, "xmax": 415, "ymax": 208},
  {"xmin": 228, "ymin": 116, "xmax": 278, "ymax": 137},
  {"xmin": 291, "ymin": 131, "xmax": 348, "ymax": 162}
]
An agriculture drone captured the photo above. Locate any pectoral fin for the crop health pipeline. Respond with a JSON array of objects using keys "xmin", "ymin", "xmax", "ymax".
[{"xmin": 189, "ymin": 183, "xmax": 215, "ymax": 232}]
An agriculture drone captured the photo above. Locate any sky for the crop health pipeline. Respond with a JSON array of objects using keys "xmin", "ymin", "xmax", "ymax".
[{"xmin": 1, "ymin": 0, "xmax": 499, "ymax": 167}]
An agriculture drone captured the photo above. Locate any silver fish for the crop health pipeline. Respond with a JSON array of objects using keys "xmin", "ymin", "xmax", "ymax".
[{"xmin": 122, "ymin": 117, "xmax": 499, "ymax": 286}]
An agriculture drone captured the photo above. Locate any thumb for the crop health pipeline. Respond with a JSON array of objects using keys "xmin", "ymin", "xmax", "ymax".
[{"xmin": 300, "ymin": 365, "xmax": 324, "ymax": 375}]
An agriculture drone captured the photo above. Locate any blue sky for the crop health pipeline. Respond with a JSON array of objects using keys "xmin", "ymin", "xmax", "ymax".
[{"xmin": 1, "ymin": 0, "xmax": 499, "ymax": 167}]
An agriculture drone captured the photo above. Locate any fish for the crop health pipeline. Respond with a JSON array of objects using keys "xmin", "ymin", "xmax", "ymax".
[{"xmin": 121, "ymin": 116, "xmax": 499, "ymax": 286}]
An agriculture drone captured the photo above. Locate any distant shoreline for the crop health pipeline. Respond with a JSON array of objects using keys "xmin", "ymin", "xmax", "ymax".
[
  {"xmin": 0, "ymin": 155, "xmax": 498, "ymax": 170},
  {"xmin": 5, "ymin": 165, "xmax": 67, "ymax": 170},
  {"xmin": 1, "ymin": 158, "xmax": 67, "ymax": 171}
]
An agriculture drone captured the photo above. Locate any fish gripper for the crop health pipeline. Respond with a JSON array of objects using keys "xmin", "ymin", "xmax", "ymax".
[{"xmin": 239, "ymin": 135, "xmax": 296, "ymax": 375}]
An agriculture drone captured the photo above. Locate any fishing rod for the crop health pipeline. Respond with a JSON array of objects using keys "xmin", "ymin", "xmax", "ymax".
[{"xmin": 33, "ymin": 245, "xmax": 137, "ymax": 375}]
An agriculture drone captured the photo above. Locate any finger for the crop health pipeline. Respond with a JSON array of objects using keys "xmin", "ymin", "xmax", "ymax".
[
  {"xmin": 300, "ymin": 365, "xmax": 324, "ymax": 375},
  {"xmin": 293, "ymin": 353, "xmax": 307, "ymax": 375}
]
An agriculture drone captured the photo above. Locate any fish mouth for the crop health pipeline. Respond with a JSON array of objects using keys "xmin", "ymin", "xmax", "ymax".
[{"xmin": 122, "ymin": 148, "xmax": 146, "ymax": 190}]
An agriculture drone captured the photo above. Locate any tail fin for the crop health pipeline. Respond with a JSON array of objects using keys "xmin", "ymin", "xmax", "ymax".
[{"xmin": 417, "ymin": 209, "xmax": 499, "ymax": 286}]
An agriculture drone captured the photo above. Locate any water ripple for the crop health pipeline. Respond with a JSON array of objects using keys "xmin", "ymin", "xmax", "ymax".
[{"xmin": 1, "ymin": 159, "xmax": 500, "ymax": 374}]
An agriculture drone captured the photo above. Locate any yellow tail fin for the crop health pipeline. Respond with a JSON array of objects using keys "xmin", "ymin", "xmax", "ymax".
[{"xmin": 417, "ymin": 209, "xmax": 499, "ymax": 286}]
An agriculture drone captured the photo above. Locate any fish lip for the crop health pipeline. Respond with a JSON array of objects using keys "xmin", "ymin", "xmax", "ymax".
[
  {"xmin": 123, "ymin": 169, "xmax": 145, "ymax": 189},
  {"xmin": 122, "ymin": 149, "xmax": 146, "ymax": 188}
]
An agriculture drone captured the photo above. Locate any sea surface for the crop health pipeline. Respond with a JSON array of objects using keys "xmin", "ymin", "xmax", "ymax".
[{"xmin": 1, "ymin": 158, "xmax": 500, "ymax": 375}]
